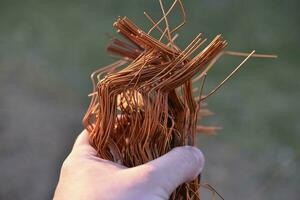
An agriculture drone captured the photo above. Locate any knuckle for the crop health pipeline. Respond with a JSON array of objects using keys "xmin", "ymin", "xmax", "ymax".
[
  {"xmin": 61, "ymin": 157, "xmax": 73, "ymax": 171},
  {"xmin": 173, "ymin": 146, "xmax": 204, "ymax": 167}
]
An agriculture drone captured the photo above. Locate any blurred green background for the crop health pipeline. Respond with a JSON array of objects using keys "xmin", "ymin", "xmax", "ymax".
[{"xmin": 0, "ymin": 0, "xmax": 299, "ymax": 199}]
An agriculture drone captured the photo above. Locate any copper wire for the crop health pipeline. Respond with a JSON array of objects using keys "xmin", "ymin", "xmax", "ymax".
[{"xmin": 82, "ymin": 1, "xmax": 276, "ymax": 199}]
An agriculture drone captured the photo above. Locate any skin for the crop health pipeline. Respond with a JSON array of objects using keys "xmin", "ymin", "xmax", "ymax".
[{"xmin": 54, "ymin": 130, "xmax": 205, "ymax": 200}]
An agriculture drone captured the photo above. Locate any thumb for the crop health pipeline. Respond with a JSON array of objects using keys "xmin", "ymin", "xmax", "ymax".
[{"xmin": 140, "ymin": 146, "xmax": 205, "ymax": 195}]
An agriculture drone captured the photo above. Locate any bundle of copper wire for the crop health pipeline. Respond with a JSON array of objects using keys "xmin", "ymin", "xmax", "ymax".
[{"xmin": 82, "ymin": 0, "xmax": 276, "ymax": 199}]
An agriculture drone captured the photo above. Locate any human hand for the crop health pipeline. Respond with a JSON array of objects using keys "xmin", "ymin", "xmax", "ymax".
[{"xmin": 54, "ymin": 130, "xmax": 204, "ymax": 200}]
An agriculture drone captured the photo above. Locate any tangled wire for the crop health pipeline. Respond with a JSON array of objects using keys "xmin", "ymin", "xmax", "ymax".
[{"xmin": 82, "ymin": 1, "xmax": 276, "ymax": 199}]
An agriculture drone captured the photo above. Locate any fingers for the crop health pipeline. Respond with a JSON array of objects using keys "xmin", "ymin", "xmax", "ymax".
[
  {"xmin": 67, "ymin": 130, "xmax": 126, "ymax": 170},
  {"xmin": 138, "ymin": 146, "xmax": 204, "ymax": 195},
  {"xmin": 72, "ymin": 130, "xmax": 97, "ymax": 156},
  {"xmin": 73, "ymin": 130, "xmax": 90, "ymax": 146}
]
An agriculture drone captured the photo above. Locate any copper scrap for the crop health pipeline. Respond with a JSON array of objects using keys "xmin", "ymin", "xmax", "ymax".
[{"xmin": 82, "ymin": 0, "xmax": 276, "ymax": 199}]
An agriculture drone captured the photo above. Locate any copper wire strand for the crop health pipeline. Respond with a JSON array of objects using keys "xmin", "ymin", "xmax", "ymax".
[
  {"xmin": 200, "ymin": 50, "xmax": 255, "ymax": 101},
  {"xmin": 201, "ymin": 183, "xmax": 225, "ymax": 200},
  {"xmin": 148, "ymin": 0, "xmax": 179, "ymax": 35},
  {"xmin": 158, "ymin": 0, "xmax": 173, "ymax": 45}
]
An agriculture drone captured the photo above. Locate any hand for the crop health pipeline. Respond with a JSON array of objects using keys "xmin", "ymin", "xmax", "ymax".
[{"xmin": 54, "ymin": 130, "xmax": 204, "ymax": 200}]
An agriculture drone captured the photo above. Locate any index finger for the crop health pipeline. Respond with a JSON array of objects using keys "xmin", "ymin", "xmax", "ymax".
[{"xmin": 72, "ymin": 130, "xmax": 97, "ymax": 156}]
